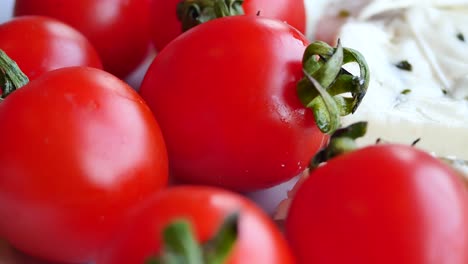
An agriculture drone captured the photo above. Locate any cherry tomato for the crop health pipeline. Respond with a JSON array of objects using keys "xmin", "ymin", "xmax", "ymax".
[
  {"xmin": 0, "ymin": 67, "xmax": 168, "ymax": 263},
  {"xmin": 96, "ymin": 186, "xmax": 294, "ymax": 264},
  {"xmin": 139, "ymin": 16, "xmax": 326, "ymax": 191},
  {"xmin": 14, "ymin": 0, "xmax": 152, "ymax": 78},
  {"xmin": 285, "ymin": 144, "xmax": 468, "ymax": 264},
  {"xmin": 149, "ymin": 0, "xmax": 306, "ymax": 51},
  {"xmin": 0, "ymin": 239, "xmax": 66, "ymax": 264},
  {"xmin": 0, "ymin": 16, "xmax": 102, "ymax": 80}
]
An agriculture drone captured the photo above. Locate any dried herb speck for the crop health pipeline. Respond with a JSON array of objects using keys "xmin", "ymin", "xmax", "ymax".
[
  {"xmin": 395, "ymin": 60, "xmax": 413, "ymax": 71},
  {"xmin": 401, "ymin": 89, "xmax": 411, "ymax": 95},
  {"xmin": 457, "ymin": 33, "xmax": 465, "ymax": 42},
  {"xmin": 411, "ymin": 138, "xmax": 421, "ymax": 147},
  {"xmin": 338, "ymin": 9, "xmax": 350, "ymax": 18}
]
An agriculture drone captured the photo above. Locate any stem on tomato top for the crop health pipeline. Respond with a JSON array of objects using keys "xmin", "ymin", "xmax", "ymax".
[
  {"xmin": 147, "ymin": 212, "xmax": 239, "ymax": 264},
  {"xmin": 0, "ymin": 50, "xmax": 29, "ymax": 99},
  {"xmin": 310, "ymin": 121, "xmax": 368, "ymax": 168},
  {"xmin": 177, "ymin": 0, "xmax": 244, "ymax": 32},
  {"xmin": 297, "ymin": 40, "xmax": 370, "ymax": 134}
]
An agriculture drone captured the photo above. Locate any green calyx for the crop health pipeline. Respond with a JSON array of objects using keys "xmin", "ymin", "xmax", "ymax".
[
  {"xmin": 177, "ymin": 0, "xmax": 244, "ymax": 32},
  {"xmin": 147, "ymin": 213, "xmax": 239, "ymax": 264},
  {"xmin": 0, "ymin": 50, "xmax": 29, "ymax": 100},
  {"xmin": 310, "ymin": 121, "xmax": 368, "ymax": 168},
  {"xmin": 297, "ymin": 40, "xmax": 370, "ymax": 134}
]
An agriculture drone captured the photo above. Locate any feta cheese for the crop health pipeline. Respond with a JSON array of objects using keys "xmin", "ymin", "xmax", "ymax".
[{"xmin": 335, "ymin": 4, "xmax": 468, "ymax": 160}]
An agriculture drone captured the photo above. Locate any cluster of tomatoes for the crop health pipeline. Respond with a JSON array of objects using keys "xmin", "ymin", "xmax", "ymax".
[{"xmin": 0, "ymin": 0, "xmax": 467, "ymax": 264}]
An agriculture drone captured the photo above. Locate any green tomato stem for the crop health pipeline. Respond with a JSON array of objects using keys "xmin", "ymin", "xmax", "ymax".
[
  {"xmin": 147, "ymin": 213, "xmax": 239, "ymax": 264},
  {"xmin": 310, "ymin": 121, "xmax": 368, "ymax": 168},
  {"xmin": 297, "ymin": 40, "xmax": 370, "ymax": 134},
  {"xmin": 177, "ymin": 0, "xmax": 244, "ymax": 32},
  {"xmin": 0, "ymin": 50, "xmax": 29, "ymax": 99}
]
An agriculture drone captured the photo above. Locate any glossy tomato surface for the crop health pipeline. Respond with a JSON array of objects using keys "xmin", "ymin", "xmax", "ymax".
[
  {"xmin": 285, "ymin": 144, "xmax": 468, "ymax": 264},
  {"xmin": 149, "ymin": 0, "xmax": 306, "ymax": 51},
  {"xmin": 0, "ymin": 67, "xmax": 168, "ymax": 263},
  {"xmin": 140, "ymin": 15, "xmax": 326, "ymax": 191},
  {"xmin": 0, "ymin": 15, "xmax": 102, "ymax": 80},
  {"xmin": 96, "ymin": 186, "xmax": 294, "ymax": 264},
  {"xmin": 14, "ymin": 0, "xmax": 152, "ymax": 78}
]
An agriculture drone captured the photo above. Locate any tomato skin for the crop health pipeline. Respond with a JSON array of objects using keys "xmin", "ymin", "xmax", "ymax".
[
  {"xmin": 149, "ymin": 0, "xmax": 306, "ymax": 51},
  {"xmin": 96, "ymin": 186, "xmax": 294, "ymax": 264},
  {"xmin": 0, "ymin": 16, "xmax": 102, "ymax": 80},
  {"xmin": 242, "ymin": 0, "xmax": 305, "ymax": 33},
  {"xmin": 285, "ymin": 144, "xmax": 468, "ymax": 264},
  {"xmin": 0, "ymin": 239, "xmax": 65, "ymax": 264},
  {"xmin": 148, "ymin": 0, "xmax": 181, "ymax": 52},
  {"xmin": 139, "ymin": 16, "xmax": 326, "ymax": 191},
  {"xmin": 0, "ymin": 67, "xmax": 168, "ymax": 263},
  {"xmin": 14, "ymin": 0, "xmax": 152, "ymax": 78}
]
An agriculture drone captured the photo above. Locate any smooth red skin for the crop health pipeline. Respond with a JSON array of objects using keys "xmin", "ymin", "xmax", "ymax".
[
  {"xmin": 96, "ymin": 186, "xmax": 295, "ymax": 264},
  {"xmin": 243, "ymin": 0, "xmax": 305, "ymax": 33},
  {"xmin": 139, "ymin": 16, "xmax": 326, "ymax": 191},
  {"xmin": 285, "ymin": 144, "xmax": 468, "ymax": 264},
  {"xmin": 0, "ymin": 67, "xmax": 168, "ymax": 263},
  {"xmin": 0, "ymin": 16, "xmax": 102, "ymax": 81},
  {"xmin": 150, "ymin": 0, "xmax": 306, "ymax": 51},
  {"xmin": 0, "ymin": 240, "xmax": 67, "ymax": 264},
  {"xmin": 14, "ymin": 0, "xmax": 152, "ymax": 78}
]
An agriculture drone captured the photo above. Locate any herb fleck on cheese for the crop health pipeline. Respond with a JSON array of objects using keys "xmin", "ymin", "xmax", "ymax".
[
  {"xmin": 395, "ymin": 60, "xmax": 413, "ymax": 71},
  {"xmin": 338, "ymin": 9, "xmax": 351, "ymax": 18},
  {"xmin": 401, "ymin": 89, "xmax": 412, "ymax": 95}
]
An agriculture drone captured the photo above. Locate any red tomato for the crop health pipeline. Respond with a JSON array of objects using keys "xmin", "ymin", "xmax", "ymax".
[
  {"xmin": 14, "ymin": 0, "xmax": 152, "ymax": 78},
  {"xmin": 139, "ymin": 16, "xmax": 326, "ymax": 191},
  {"xmin": 0, "ymin": 16, "xmax": 102, "ymax": 80},
  {"xmin": 0, "ymin": 67, "xmax": 168, "ymax": 263},
  {"xmin": 150, "ymin": 0, "xmax": 306, "ymax": 51},
  {"xmin": 95, "ymin": 186, "xmax": 294, "ymax": 264},
  {"xmin": 0, "ymin": 239, "xmax": 65, "ymax": 264},
  {"xmin": 285, "ymin": 144, "xmax": 468, "ymax": 264}
]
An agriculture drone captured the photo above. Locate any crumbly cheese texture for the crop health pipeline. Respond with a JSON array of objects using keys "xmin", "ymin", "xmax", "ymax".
[{"xmin": 335, "ymin": 3, "xmax": 468, "ymax": 159}]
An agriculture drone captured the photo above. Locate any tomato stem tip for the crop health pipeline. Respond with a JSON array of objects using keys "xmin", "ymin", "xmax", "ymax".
[
  {"xmin": 177, "ymin": 0, "xmax": 245, "ymax": 32},
  {"xmin": 0, "ymin": 49, "xmax": 29, "ymax": 99},
  {"xmin": 311, "ymin": 121, "xmax": 368, "ymax": 168},
  {"xmin": 147, "ymin": 212, "xmax": 239, "ymax": 264},
  {"xmin": 297, "ymin": 40, "xmax": 370, "ymax": 135}
]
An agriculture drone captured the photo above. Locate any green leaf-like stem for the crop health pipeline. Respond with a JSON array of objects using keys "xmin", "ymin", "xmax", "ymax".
[
  {"xmin": 311, "ymin": 121, "xmax": 368, "ymax": 168},
  {"xmin": 147, "ymin": 213, "xmax": 239, "ymax": 264},
  {"xmin": 177, "ymin": 0, "xmax": 244, "ymax": 32},
  {"xmin": 297, "ymin": 40, "xmax": 370, "ymax": 134},
  {"xmin": 0, "ymin": 49, "xmax": 29, "ymax": 99}
]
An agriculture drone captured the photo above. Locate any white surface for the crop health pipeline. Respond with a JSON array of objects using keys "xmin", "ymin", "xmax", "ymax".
[
  {"xmin": 0, "ymin": 0, "xmax": 13, "ymax": 24},
  {"xmin": 339, "ymin": 4, "xmax": 468, "ymax": 160}
]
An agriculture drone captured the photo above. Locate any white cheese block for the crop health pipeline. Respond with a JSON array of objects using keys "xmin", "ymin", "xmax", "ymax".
[{"xmin": 331, "ymin": 4, "xmax": 468, "ymax": 160}]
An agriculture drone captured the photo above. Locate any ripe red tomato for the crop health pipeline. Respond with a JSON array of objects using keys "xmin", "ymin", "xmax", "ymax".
[
  {"xmin": 0, "ymin": 67, "xmax": 168, "ymax": 263},
  {"xmin": 150, "ymin": 0, "xmax": 306, "ymax": 51},
  {"xmin": 14, "ymin": 0, "xmax": 152, "ymax": 78},
  {"xmin": 139, "ymin": 16, "xmax": 326, "ymax": 191},
  {"xmin": 285, "ymin": 144, "xmax": 468, "ymax": 264},
  {"xmin": 95, "ymin": 186, "xmax": 294, "ymax": 264},
  {"xmin": 0, "ymin": 239, "xmax": 65, "ymax": 264},
  {"xmin": 0, "ymin": 16, "xmax": 102, "ymax": 80}
]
